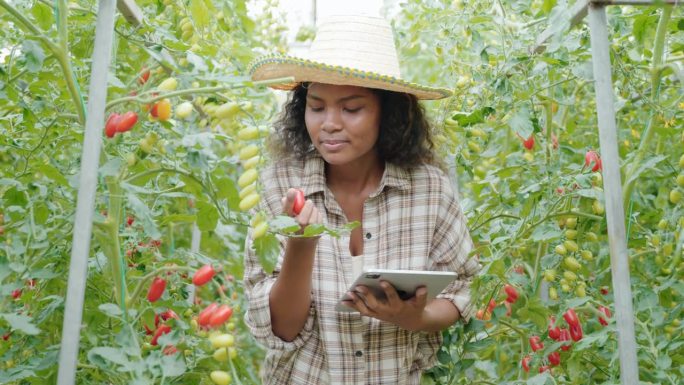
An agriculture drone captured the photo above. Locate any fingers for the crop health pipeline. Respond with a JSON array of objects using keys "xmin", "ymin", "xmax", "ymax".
[
  {"xmin": 281, "ymin": 188, "xmax": 322, "ymax": 234},
  {"xmin": 281, "ymin": 188, "xmax": 297, "ymax": 215},
  {"xmin": 410, "ymin": 286, "xmax": 428, "ymax": 308}
]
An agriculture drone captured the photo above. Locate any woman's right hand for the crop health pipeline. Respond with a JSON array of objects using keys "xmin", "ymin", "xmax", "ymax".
[{"xmin": 281, "ymin": 188, "xmax": 322, "ymax": 232}]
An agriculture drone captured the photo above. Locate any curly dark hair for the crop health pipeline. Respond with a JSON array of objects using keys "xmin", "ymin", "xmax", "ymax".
[{"xmin": 266, "ymin": 83, "xmax": 440, "ymax": 169}]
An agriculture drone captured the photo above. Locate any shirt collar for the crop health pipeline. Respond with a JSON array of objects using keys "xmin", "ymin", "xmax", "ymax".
[{"xmin": 301, "ymin": 153, "xmax": 411, "ymax": 197}]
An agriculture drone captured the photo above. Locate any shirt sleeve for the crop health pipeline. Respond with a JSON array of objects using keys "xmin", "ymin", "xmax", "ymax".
[
  {"xmin": 242, "ymin": 168, "xmax": 317, "ymax": 352},
  {"xmin": 429, "ymin": 173, "xmax": 480, "ymax": 322}
]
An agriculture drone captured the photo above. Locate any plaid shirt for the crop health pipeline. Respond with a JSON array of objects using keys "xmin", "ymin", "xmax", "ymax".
[{"xmin": 244, "ymin": 154, "xmax": 479, "ymax": 385}]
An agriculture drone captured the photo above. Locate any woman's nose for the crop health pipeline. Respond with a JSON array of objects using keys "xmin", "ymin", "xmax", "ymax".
[{"xmin": 321, "ymin": 109, "xmax": 342, "ymax": 132}]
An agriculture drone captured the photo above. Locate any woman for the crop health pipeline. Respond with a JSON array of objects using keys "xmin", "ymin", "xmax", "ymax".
[{"xmin": 244, "ymin": 14, "xmax": 479, "ymax": 385}]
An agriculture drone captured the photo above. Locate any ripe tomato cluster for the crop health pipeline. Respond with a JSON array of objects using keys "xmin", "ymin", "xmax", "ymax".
[{"xmin": 104, "ymin": 111, "xmax": 138, "ymax": 138}]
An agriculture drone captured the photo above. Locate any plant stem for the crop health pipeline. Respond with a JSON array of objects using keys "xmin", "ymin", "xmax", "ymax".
[
  {"xmin": 622, "ymin": 5, "xmax": 672, "ymax": 206},
  {"xmin": 105, "ymin": 77, "xmax": 295, "ymax": 109}
]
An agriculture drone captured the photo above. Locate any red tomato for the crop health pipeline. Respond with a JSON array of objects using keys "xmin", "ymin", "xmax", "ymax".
[
  {"xmin": 126, "ymin": 216, "xmax": 134, "ymax": 227},
  {"xmin": 548, "ymin": 351, "xmax": 561, "ymax": 366},
  {"xmin": 598, "ymin": 305, "xmax": 611, "ymax": 326},
  {"xmin": 198, "ymin": 302, "xmax": 218, "ymax": 326},
  {"xmin": 151, "ymin": 324, "xmax": 171, "ymax": 346},
  {"xmin": 208, "ymin": 304, "xmax": 233, "ymax": 327},
  {"xmin": 584, "ymin": 150, "xmax": 602, "ymax": 172},
  {"xmin": 487, "ymin": 299, "xmax": 496, "ymax": 313},
  {"xmin": 539, "ymin": 365, "xmax": 550, "ymax": 373},
  {"xmin": 548, "ymin": 316, "xmax": 561, "ymax": 340},
  {"xmin": 563, "ymin": 308, "xmax": 580, "ymax": 328},
  {"xmin": 116, "ymin": 111, "xmax": 138, "ymax": 133},
  {"xmin": 504, "ymin": 284, "xmax": 518, "ymax": 304},
  {"xmin": 569, "ymin": 322, "xmax": 583, "ymax": 342},
  {"xmin": 138, "ymin": 68, "xmax": 150, "ymax": 85},
  {"xmin": 154, "ymin": 309, "xmax": 179, "ymax": 327},
  {"xmin": 558, "ymin": 328, "xmax": 572, "ymax": 351},
  {"xmin": 529, "ymin": 335, "xmax": 544, "ymax": 352},
  {"xmin": 162, "ymin": 345, "xmax": 178, "ymax": 355},
  {"xmin": 521, "ymin": 355, "xmax": 531, "ymax": 372},
  {"xmin": 146, "ymin": 277, "xmax": 166, "ymax": 302},
  {"xmin": 105, "ymin": 113, "xmax": 121, "ymax": 138},
  {"xmin": 522, "ymin": 135, "xmax": 535, "ymax": 150},
  {"xmin": 292, "ymin": 189, "xmax": 305, "ymax": 215},
  {"xmin": 192, "ymin": 264, "xmax": 215, "ymax": 286},
  {"xmin": 11, "ymin": 289, "xmax": 21, "ymax": 299}
]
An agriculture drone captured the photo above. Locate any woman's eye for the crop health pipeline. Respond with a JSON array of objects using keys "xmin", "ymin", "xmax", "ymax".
[
  {"xmin": 309, "ymin": 106, "xmax": 324, "ymax": 112},
  {"xmin": 344, "ymin": 107, "xmax": 361, "ymax": 113}
]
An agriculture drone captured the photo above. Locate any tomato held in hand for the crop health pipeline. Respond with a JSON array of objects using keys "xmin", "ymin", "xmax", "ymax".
[
  {"xmin": 146, "ymin": 277, "xmax": 166, "ymax": 302},
  {"xmin": 193, "ymin": 264, "xmax": 215, "ymax": 286},
  {"xmin": 293, "ymin": 189, "xmax": 305, "ymax": 215}
]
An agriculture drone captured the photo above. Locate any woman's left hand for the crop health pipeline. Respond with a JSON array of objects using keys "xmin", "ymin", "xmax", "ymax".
[{"xmin": 342, "ymin": 281, "xmax": 428, "ymax": 331}]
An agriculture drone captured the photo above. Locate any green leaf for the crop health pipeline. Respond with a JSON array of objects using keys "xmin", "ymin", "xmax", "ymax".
[
  {"xmin": 189, "ymin": 0, "xmax": 212, "ymax": 29},
  {"xmin": 87, "ymin": 347, "xmax": 130, "ymax": 368},
  {"xmin": 516, "ymin": 296, "xmax": 548, "ymax": 328},
  {"xmin": 158, "ymin": 214, "xmax": 196, "ymax": 226},
  {"xmin": 253, "ymin": 233, "xmax": 280, "ymax": 274},
  {"xmin": 37, "ymin": 163, "xmax": 69, "ymax": 186},
  {"xmin": 195, "ymin": 200, "xmax": 219, "ymax": 231},
  {"xmin": 0, "ymin": 313, "xmax": 40, "ymax": 335},
  {"xmin": 269, "ymin": 215, "xmax": 300, "ymax": 234},
  {"xmin": 22, "ymin": 40, "xmax": 46, "ymax": 73},
  {"xmin": 508, "ymin": 106, "xmax": 534, "ymax": 139},
  {"xmin": 530, "ymin": 224, "xmax": 561, "ymax": 242},
  {"xmin": 127, "ymin": 193, "xmax": 162, "ymax": 239},
  {"xmin": 623, "ymin": 155, "xmax": 666, "ymax": 188},
  {"xmin": 160, "ymin": 351, "xmax": 186, "ymax": 377},
  {"xmin": 464, "ymin": 337, "xmax": 494, "ymax": 352},
  {"xmin": 100, "ymin": 158, "xmax": 122, "ymax": 178},
  {"xmin": 302, "ymin": 223, "xmax": 325, "ymax": 237},
  {"xmin": 99, "ymin": 303, "xmax": 123, "ymax": 317},
  {"xmin": 450, "ymin": 107, "xmax": 495, "ymax": 127},
  {"xmin": 31, "ymin": 2, "xmax": 53, "ymax": 31},
  {"xmin": 215, "ymin": 176, "xmax": 240, "ymax": 211}
]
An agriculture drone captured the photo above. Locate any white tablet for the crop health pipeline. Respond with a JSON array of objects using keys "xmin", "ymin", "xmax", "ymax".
[{"xmin": 335, "ymin": 268, "xmax": 458, "ymax": 312}]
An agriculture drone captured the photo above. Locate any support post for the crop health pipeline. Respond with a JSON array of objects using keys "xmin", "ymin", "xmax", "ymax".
[
  {"xmin": 57, "ymin": 1, "xmax": 117, "ymax": 384},
  {"xmin": 586, "ymin": 4, "xmax": 639, "ymax": 385}
]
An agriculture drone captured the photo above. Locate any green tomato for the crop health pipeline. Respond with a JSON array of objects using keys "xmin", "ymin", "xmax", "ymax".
[{"xmin": 210, "ymin": 370, "xmax": 231, "ymax": 385}]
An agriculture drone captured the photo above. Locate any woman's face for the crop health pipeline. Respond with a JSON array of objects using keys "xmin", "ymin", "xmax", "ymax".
[{"xmin": 304, "ymin": 83, "xmax": 381, "ymax": 167}]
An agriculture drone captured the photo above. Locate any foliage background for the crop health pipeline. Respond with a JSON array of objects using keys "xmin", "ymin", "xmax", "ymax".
[{"xmin": 0, "ymin": 0, "xmax": 682, "ymax": 384}]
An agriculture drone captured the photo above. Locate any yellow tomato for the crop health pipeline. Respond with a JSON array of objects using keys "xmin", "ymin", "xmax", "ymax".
[
  {"xmin": 210, "ymin": 370, "xmax": 231, "ymax": 385},
  {"xmin": 238, "ymin": 169, "xmax": 258, "ymax": 188},
  {"xmin": 239, "ymin": 193, "xmax": 260, "ymax": 212},
  {"xmin": 158, "ymin": 77, "xmax": 178, "ymax": 92}
]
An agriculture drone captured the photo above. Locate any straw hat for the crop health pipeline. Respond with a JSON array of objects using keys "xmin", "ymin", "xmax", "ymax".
[{"xmin": 249, "ymin": 14, "xmax": 452, "ymax": 100}]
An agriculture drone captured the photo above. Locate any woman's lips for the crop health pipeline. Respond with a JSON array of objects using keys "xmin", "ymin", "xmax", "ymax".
[{"xmin": 321, "ymin": 140, "xmax": 348, "ymax": 152}]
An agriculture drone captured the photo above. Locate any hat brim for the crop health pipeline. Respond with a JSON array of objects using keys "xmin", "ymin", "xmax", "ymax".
[{"xmin": 249, "ymin": 55, "xmax": 452, "ymax": 100}]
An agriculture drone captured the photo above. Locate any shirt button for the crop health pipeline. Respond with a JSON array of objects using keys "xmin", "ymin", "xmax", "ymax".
[
  {"xmin": 355, "ymin": 350, "xmax": 363, "ymax": 357},
  {"xmin": 365, "ymin": 232, "xmax": 372, "ymax": 239}
]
